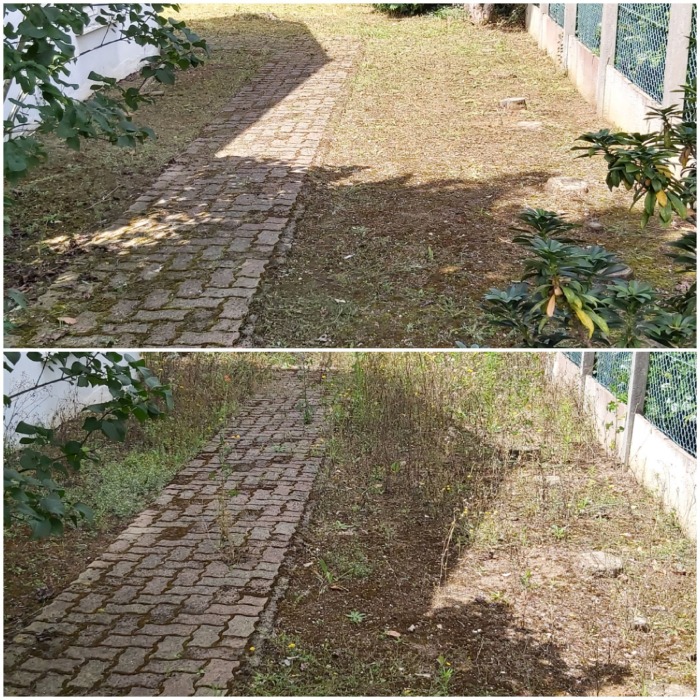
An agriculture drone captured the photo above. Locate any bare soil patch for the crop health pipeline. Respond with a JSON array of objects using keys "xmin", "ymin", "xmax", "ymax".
[{"xmin": 241, "ymin": 354, "xmax": 696, "ymax": 696}]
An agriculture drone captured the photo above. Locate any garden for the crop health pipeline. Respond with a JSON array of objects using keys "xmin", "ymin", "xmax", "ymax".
[
  {"xmin": 3, "ymin": 4, "xmax": 695, "ymax": 348},
  {"xmin": 3, "ymin": 351, "xmax": 696, "ymax": 696}
]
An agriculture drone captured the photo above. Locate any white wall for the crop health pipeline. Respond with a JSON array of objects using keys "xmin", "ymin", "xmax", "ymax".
[
  {"xmin": 3, "ymin": 354, "xmax": 139, "ymax": 443},
  {"xmin": 4, "ymin": 7, "xmax": 157, "ymax": 131}
]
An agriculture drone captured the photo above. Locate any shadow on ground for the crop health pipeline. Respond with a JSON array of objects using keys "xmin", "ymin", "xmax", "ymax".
[{"xmin": 243, "ymin": 361, "xmax": 633, "ymax": 696}]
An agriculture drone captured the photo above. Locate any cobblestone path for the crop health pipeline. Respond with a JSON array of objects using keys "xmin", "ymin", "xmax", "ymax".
[
  {"xmin": 4, "ymin": 371, "xmax": 325, "ymax": 696},
  {"xmin": 19, "ymin": 37, "xmax": 359, "ymax": 348}
]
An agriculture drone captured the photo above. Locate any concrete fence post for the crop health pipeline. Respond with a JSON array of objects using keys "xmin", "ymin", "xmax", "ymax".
[
  {"xmin": 622, "ymin": 352, "xmax": 650, "ymax": 465},
  {"xmin": 580, "ymin": 351, "xmax": 595, "ymax": 398},
  {"xmin": 662, "ymin": 3, "xmax": 694, "ymax": 107},
  {"xmin": 563, "ymin": 3, "xmax": 577, "ymax": 67},
  {"xmin": 596, "ymin": 3, "xmax": 619, "ymax": 117}
]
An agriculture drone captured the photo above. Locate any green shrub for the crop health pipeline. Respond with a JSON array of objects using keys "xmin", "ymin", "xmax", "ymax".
[{"xmin": 373, "ymin": 4, "xmax": 446, "ymax": 16}]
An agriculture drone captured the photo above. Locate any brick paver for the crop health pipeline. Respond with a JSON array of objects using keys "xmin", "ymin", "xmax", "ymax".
[
  {"xmin": 3, "ymin": 371, "xmax": 324, "ymax": 696},
  {"xmin": 20, "ymin": 38, "xmax": 359, "ymax": 348}
]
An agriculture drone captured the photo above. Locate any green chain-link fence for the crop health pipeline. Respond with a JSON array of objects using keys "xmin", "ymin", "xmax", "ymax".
[
  {"xmin": 644, "ymin": 353, "xmax": 697, "ymax": 457},
  {"xmin": 562, "ymin": 351, "xmax": 697, "ymax": 456},
  {"xmin": 614, "ymin": 3, "xmax": 670, "ymax": 102},
  {"xmin": 548, "ymin": 3, "xmax": 565, "ymax": 27},
  {"xmin": 563, "ymin": 351, "xmax": 582, "ymax": 367},
  {"xmin": 593, "ymin": 352, "xmax": 633, "ymax": 403},
  {"xmin": 576, "ymin": 3, "xmax": 603, "ymax": 54}
]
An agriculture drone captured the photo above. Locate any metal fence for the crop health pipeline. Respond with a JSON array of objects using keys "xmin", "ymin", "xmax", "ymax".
[
  {"xmin": 564, "ymin": 351, "xmax": 697, "ymax": 456},
  {"xmin": 548, "ymin": 3, "xmax": 565, "ymax": 28},
  {"xmin": 563, "ymin": 351, "xmax": 582, "ymax": 367},
  {"xmin": 593, "ymin": 352, "xmax": 633, "ymax": 403},
  {"xmin": 644, "ymin": 352, "xmax": 697, "ymax": 456},
  {"xmin": 686, "ymin": 4, "xmax": 697, "ymax": 121},
  {"xmin": 576, "ymin": 3, "xmax": 603, "ymax": 54},
  {"xmin": 614, "ymin": 3, "xmax": 671, "ymax": 102}
]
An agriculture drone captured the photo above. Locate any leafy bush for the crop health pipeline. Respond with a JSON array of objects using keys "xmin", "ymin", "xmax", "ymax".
[
  {"xmin": 483, "ymin": 86, "xmax": 696, "ymax": 348},
  {"xmin": 3, "ymin": 4, "xmax": 208, "ymax": 186},
  {"xmin": 4, "ymin": 352, "xmax": 272, "ymax": 536},
  {"xmin": 373, "ymin": 4, "xmax": 447, "ymax": 16},
  {"xmin": 484, "ymin": 210, "xmax": 695, "ymax": 347},
  {"xmin": 3, "ymin": 352, "xmax": 172, "ymax": 537}
]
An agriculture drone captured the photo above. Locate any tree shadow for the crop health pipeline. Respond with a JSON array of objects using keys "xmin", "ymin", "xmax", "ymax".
[
  {"xmin": 5, "ymin": 6, "xmax": 682, "ymax": 348},
  {"xmin": 272, "ymin": 357, "xmax": 632, "ymax": 696}
]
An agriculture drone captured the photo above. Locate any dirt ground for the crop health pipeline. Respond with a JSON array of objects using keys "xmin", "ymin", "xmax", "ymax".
[
  {"xmin": 243, "ymin": 5, "xmax": 686, "ymax": 347},
  {"xmin": 240, "ymin": 355, "xmax": 696, "ymax": 696},
  {"xmin": 5, "ymin": 5, "xmax": 690, "ymax": 348}
]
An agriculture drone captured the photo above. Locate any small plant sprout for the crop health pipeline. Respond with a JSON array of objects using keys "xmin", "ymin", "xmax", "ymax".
[
  {"xmin": 551, "ymin": 524, "xmax": 568, "ymax": 540},
  {"xmin": 520, "ymin": 569, "xmax": 533, "ymax": 588},
  {"xmin": 316, "ymin": 558, "xmax": 336, "ymax": 585},
  {"xmin": 346, "ymin": 610, "xmax": 367, "ymax": 624},
  {"xmin": 435, "ymin": 655, "xmax": 454, "ymax": 695}
]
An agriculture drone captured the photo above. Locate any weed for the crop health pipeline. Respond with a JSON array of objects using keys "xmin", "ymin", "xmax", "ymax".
[
  {"xmin": 316, "ymin": 558, "xmax": 336, "ymax": 586},
  {"xmin": 432, "ymin": 655, "xmax": 454, "ymax": 696},
  {"xmin": 346, "ymin": 610, "xmax": 367, "ymax": 624},
  {"xmin": 489, "ymin": 590, "xmax": 508, "ymax": 604},
  {"xmin": 329, "ymin": 548, "xmax": 373, "ymax": 579},
  {"xmin": 551, "ymin": 524, "xmax": 568, "ymax": 541}
]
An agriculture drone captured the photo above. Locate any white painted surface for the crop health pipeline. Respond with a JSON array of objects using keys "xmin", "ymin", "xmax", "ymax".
[
  {"xmin": 628, "ymin": 414, "xmax": 697, "ymax": 540},
  {"xmin": 581, "ymin": 374, "xmax": 628, "ymax": 462},
  {"xmin": 3, "ymin": 354, "xmax": 139, "ymax": 443},
  {"xmin": 4, "ymin": 8, "xmax": 156, "ymax": 130}
]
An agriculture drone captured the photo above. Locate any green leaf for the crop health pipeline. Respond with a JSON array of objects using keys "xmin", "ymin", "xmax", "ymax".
[
  {"xmin": 101, "ymin": 419, "xmax": 126, "ymax": 442},
  {"xmin": 154, "ymin": 67, "xmax": 175, "ymax": 85},
  {"xmin": 39, "ymin": 495, "xmax": 65, "ymax": 516},
  {"xmin": 5, "ymin": 145, "xmax": 27, "ymax": 173},
  {"xmin": 30, "ymin": 518, "xmax": 52, "ymax": 540}
]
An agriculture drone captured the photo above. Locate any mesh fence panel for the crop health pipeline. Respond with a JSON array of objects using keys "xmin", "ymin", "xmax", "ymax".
[
  {"xmin": 593, "ymin": 352, "xmax": 633, "ymax": 402},
  {"xmin": 564, "ymin": 351, "xmax": 583, "ymax": 367},
  {"xmin": 685, "ymin": 4, "xmax": 697, "ymax": 121},
  {"xmin": 614, "ymin": 3, "xmax": 670, "ymax": 102},
  {"xmin": 644, "ymin": 353, "xmax": 697, "ymax": 456},
  {"xmin": 549, "ymin": 3, "xmax": 565, "ymax": 27},
  {"xmin": 576, "ymin": 4, "xmax": 603, "ymax": 54}
]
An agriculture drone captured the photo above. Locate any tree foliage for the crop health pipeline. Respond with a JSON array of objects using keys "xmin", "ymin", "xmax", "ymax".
[
  {"xmin": 3, "ymin": 3, "xmax": 208, "ymax": 185},
  {"xmin": 372, "ymin": 4, "xmax": 447, "ymax": 16},
  {"xmin": 4, "ymin": 352, "xmax": 173, "ymax": 538}
]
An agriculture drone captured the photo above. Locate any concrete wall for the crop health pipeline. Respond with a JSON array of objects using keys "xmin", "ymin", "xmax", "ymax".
[
  {"xmin": 4, "ymin": 8, "xmax": 156, "ymax": 130},
  {"xmin": 525, "ymin": 3, "xmax": 693, "ymax": 133},
  {"xmin": 566, "ymin": 35, "xmax": 600, "ymax": 106},
  {"xmin": 548, "ymin": 352, "xmax": 696, "ymax": 541},
  {"xmin": 628, "ymin": 414, "xmax": 697, "ymax": 538},
  {"xmin": 601, "ymin": 64, "xmax": 664, "ymax": 134},
  {"xmin": 582, "ymin": 374, "xmax": 628, "ymax": 460},
  {"xmin": 3, "ymin": 354, "xmax": 139, "ymax": 443},
  {"xmin": 549, "ymin": 352, "xmax": 627, "ymax": 459}
]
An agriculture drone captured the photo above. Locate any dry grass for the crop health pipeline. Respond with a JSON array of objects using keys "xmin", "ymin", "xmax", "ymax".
[
  {"xmin": 243, "ymin": 5, "xmax": 685, "ymax": 347},
  {"xmin": 6, "ymin": 5, "xmax": 687, "ymax": 346},
  {"xmin": 245, "ymin": 353, "xmax": 696, "ymax": 696}
]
